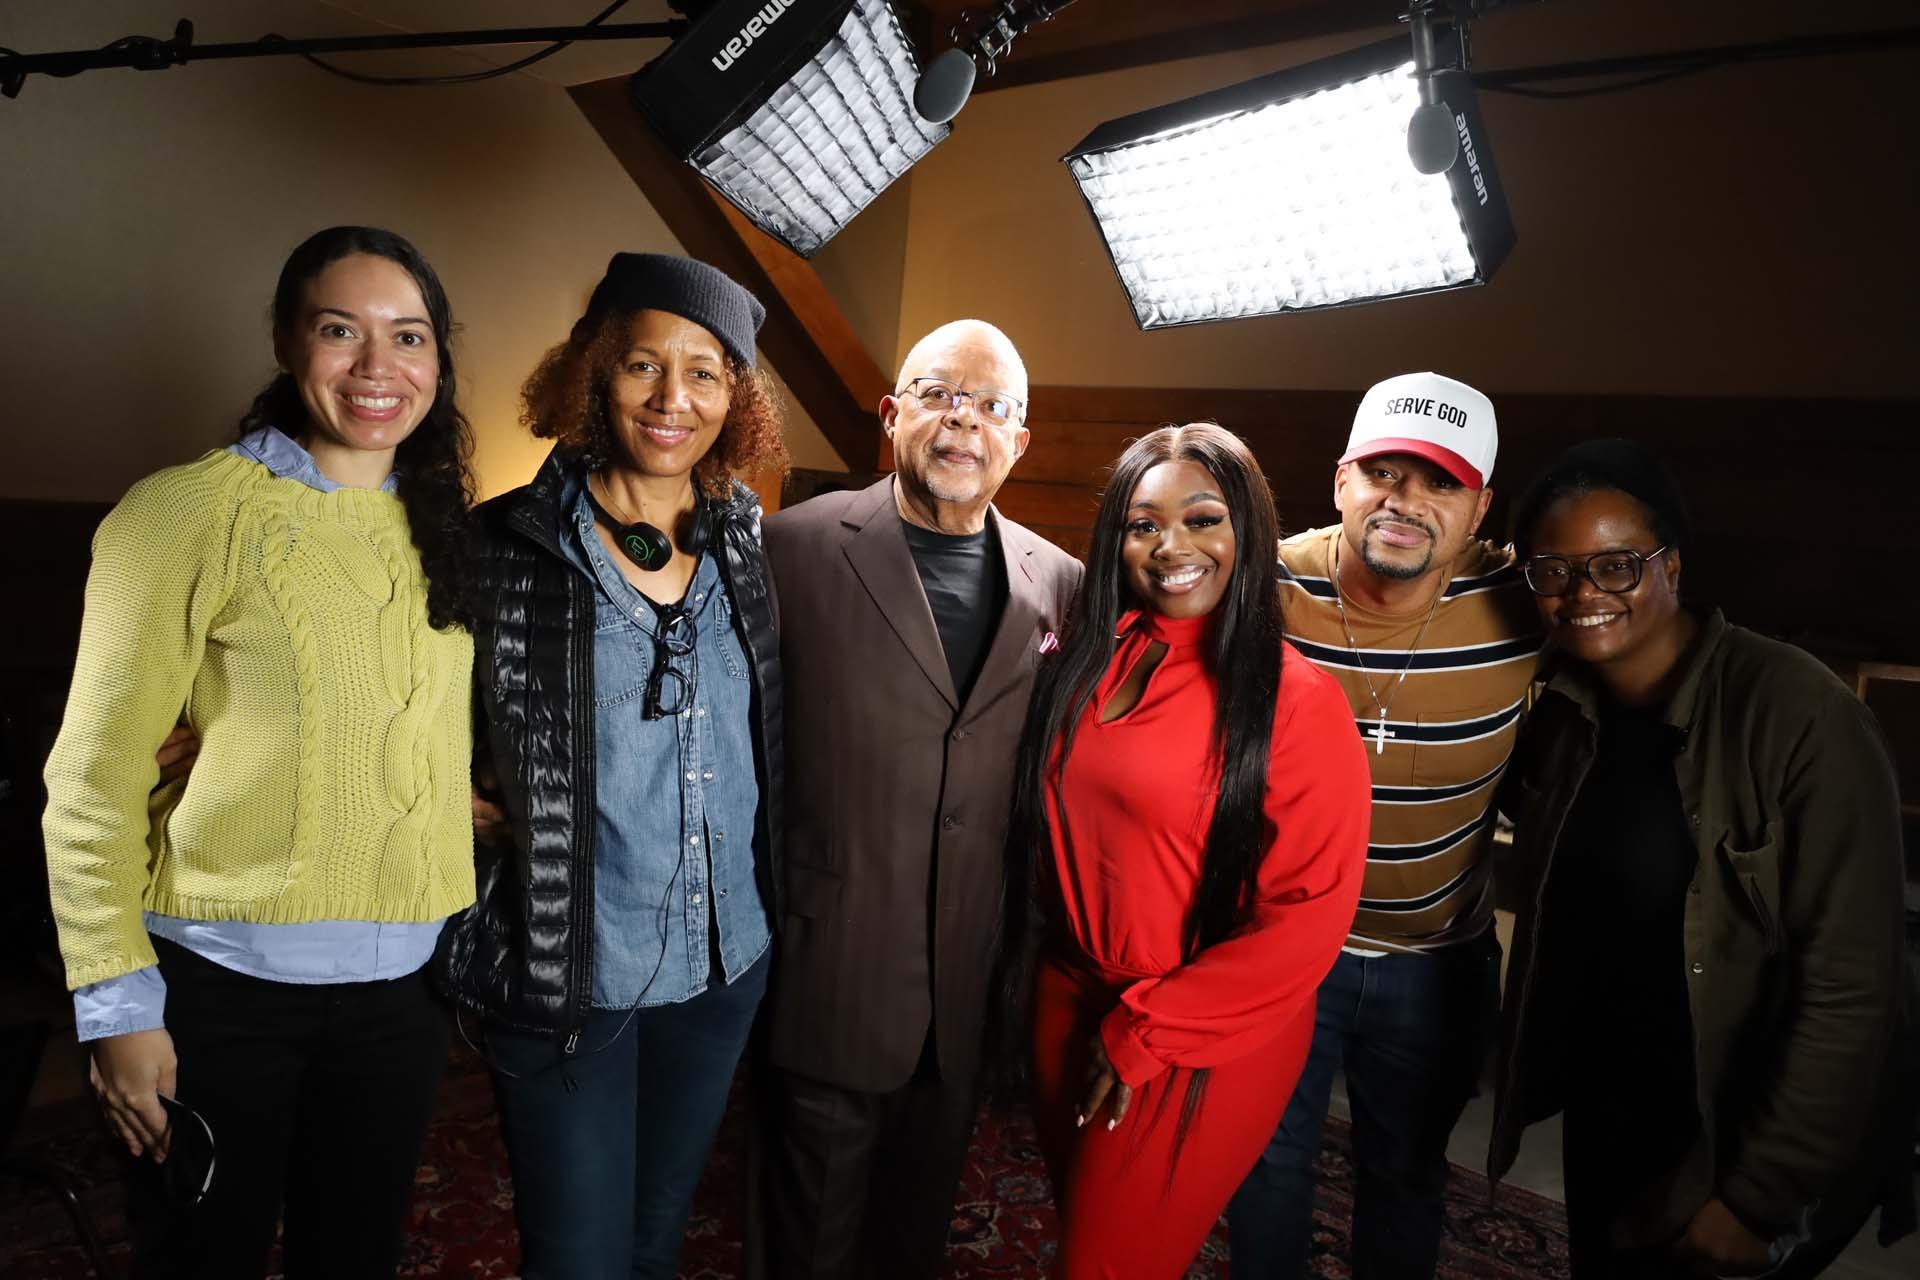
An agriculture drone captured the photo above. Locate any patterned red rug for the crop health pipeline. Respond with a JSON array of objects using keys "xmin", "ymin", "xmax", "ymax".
[{"xmin": 2, "ymin": 1045, "xmax": 1569, "ymax": 1278}]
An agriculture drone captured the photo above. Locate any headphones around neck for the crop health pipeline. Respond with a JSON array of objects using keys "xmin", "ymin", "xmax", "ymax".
[{"xmin": 585, "ymin": 484, "xmax": 715, "ymax": 573}]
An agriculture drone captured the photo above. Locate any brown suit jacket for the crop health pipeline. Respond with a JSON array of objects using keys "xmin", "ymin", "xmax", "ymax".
[{"xmin": 762, "ymin": 476, "xmax": 1082, "ymax": 1093}]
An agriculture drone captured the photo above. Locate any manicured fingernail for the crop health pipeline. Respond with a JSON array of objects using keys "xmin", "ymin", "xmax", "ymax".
[
  {"xmin": 1075, "ymin": 1114, "xmax": 1086, "ymax": 1128},
  {"xmin": 1107, "ymin": 1118, "xmax": 1117, "ymax": 1131}
]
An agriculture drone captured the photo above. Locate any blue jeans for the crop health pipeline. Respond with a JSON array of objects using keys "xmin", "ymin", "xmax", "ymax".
[
  {"xmin": 1227, "ymin": 934, "xmax": 1500, "ymax": 1279},
  {"xmin": 489, "ymin": 949, "xmax": 769, "ymax": 1280}
]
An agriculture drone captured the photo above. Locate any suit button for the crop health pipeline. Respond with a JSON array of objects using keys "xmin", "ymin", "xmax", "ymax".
[
  {"xmin": 951, "ymin": 728, "xmax": 968, "ymax": 742},
  {"xmin": 1690, "ymin": 961, "xmax": 1705, "ymax": 975},
  {"xmin": 941, "ymin": 815, "xmax": 958, "ymax": 831}
]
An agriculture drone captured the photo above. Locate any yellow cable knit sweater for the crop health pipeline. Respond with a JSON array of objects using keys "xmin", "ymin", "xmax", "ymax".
[{"xmin": 44, "ymin": 450, "xmax": 475, "ymax": 989}]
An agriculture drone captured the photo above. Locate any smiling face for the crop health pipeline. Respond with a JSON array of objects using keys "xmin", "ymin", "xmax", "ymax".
[
  {"xmin": 1121, "ymin": 459, "xmax": 1237, "ymax": 619},
  {"xmin": 882, "ymin": 320, "xmax": 1030, "ymax": 512},
  {"xmin": 1334, "ymin": 452, "xmax": 1492, "ymax": 583},
  {"xmin": 604, "ymin": 309, "xmax": 730, "ymax": 480},
  {"xmin": 280, "ymin": 253, "xmax": 438, "ymax": 459},
  {"xmin": 1528, "ymin": 487, "xmax": 1685, "ymax": 670}
]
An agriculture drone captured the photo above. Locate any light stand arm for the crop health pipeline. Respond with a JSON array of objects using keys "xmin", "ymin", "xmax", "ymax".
[{"xmin": 1, "ymin": 18, "xmax": 690, "ymax": 99}]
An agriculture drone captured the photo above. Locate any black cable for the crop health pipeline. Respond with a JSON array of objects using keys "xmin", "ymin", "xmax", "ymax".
[
  {"xmin": 1478, "ymin": 61, "xmax": 1720, "ymax": 99},
  {"xmin": 282, "ymin": 0, "xmax": 632, "ymax": 87},
  {"xmin": 1470, "ymin": 24, "xmax": 1920, "ymax": 100}
]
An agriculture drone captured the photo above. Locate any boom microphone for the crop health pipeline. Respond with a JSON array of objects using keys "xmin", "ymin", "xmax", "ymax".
[
  {"xmin": 1406, "ymin": 8, "xmax": 1461, "ymax": 175},
  {"xmin": 914, "ymin": 46, "xmax": 977, "ymax": 124},
  {"xmin": 911, "ymin": 0, "xmax": 1077, "ymax": 125}
]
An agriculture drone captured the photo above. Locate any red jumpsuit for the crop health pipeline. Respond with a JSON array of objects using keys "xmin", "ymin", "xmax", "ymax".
[{"xmin": 1032, "ymin": 608, "xmax": 1371, "ymax": 1278}]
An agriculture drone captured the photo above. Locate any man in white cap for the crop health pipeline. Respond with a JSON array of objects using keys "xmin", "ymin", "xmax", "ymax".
[{"xmin": 1227, "ymin": 373, "xmax": 1541, "ymax": 1278}]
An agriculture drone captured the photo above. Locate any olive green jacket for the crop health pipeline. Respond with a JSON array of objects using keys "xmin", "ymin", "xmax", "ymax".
[{"xmin": 1490, "ymin": 610, "xmax": 1915, "ymax": 1251}]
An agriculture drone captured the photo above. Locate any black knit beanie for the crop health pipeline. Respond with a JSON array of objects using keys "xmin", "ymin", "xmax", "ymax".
[
  {"xmin": 1511, "ymin": 438, "xmax": 1693, "ymax": 558},
  {"xmin": 577, "ymin": 253, "xmax": 766, "ymax": 368}
]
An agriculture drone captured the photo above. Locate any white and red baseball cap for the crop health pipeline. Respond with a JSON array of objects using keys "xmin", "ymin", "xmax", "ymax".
[{"xmin": 1339, "ymin": 372, "xmax": 1497, "ymax": 490}]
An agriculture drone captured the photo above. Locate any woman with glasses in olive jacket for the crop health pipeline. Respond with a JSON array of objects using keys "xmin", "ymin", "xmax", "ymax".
[{"xmin": 1489, "ymin": 439, "xmax": 1914, "ymax": 1280}]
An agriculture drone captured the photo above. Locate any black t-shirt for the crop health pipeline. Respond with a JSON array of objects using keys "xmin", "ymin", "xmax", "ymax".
[
  {"xmin": 903, "ymin": 520, "xmax": 1006, "ymax": 704},
  {"xmin": 1541, "ymin": 699, "xmax": 1700, "ymax": 1165}
]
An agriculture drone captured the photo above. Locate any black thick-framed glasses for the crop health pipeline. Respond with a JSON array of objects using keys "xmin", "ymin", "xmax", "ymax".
[
  {"xmin": 642, "ymin": 607, "xmax": 695, "ymax": 721},
  {"xmin": 898, "ymin": 377, "xmax": 1025, "ymax": 426},
  {"xmin": 1522, "ymin": 545, "xmax": 1671, "ymax": 597}
]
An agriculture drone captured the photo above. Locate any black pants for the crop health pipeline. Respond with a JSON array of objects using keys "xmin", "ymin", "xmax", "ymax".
[
  {"xmin": 1563, "ymin": 1105, "xmax": 1871, "ymax": 1280},
  {"xmin": 125, "ymin": 936, "xmax": 449, "ymax": 1280},
  {"xmin": 1565, "ymin": 1205, "xmax": 1868, "ymax": 1280},
  {"xmin": 756, "ymin": 1034, "xmax": 977, "ymax": 1280}
]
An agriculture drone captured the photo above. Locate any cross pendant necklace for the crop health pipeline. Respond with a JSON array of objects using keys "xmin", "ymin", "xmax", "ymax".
[{"xmin": 1332, "ymin": 538, "xmax": 1444, "ymax": 756}]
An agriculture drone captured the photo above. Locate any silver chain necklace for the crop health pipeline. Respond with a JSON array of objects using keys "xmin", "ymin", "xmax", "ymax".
[{"xmin": 1331, "ymin": 537, "xmax": 1445, "ymax": 755}]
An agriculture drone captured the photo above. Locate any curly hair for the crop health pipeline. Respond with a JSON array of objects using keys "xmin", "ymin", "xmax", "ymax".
[
  {"xmin": 519, "ymin": 307, "xmax": 789, "ymax": 498},
  {"xmin": 236, "ymin": 225, "xmax": 479, "ymax": 631}
]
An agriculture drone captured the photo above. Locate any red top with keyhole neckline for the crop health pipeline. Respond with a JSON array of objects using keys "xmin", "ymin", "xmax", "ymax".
[{"xmin": 1044, "ymin": 607, "xmax": 1372, "ymax": 1087}]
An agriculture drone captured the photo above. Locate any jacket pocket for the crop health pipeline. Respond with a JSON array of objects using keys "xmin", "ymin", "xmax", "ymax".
[{"xmin": 1719, "ymin": 827, "xmax": 1783, "ymax": 955}]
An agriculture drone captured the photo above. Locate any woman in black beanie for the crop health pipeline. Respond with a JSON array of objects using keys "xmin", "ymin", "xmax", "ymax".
[
  {"xmin": 434, "ymin": 253, "xmax": 789, "ymax": 1278},
  {"xmin": 1487, "ymin": 440, "xmax": 1915, "ymax": 1278}
]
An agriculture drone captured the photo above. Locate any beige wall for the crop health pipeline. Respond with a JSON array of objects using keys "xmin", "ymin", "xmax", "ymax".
[
  {"xmin": 811, "ymin": 173, "xmax": 915, "ymax": 383},
  {"xmin": 889, "ymin": 0, "xmax": 1920, "ymax": 397},
  {"xmin": 0, "ymin": 0, "xmax": 841, "ymax": 506}
]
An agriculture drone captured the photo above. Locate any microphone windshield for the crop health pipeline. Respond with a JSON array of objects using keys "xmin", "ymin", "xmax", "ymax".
[
  {"xmin": 1407, "ymin": 101, "xmax": 1460, "ymax": 176},
  {"xmin": 914, "ymin": 47, "xmax": 977, "ymax": 124}
]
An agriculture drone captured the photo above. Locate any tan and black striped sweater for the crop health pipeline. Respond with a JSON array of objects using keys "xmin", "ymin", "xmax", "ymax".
[{"xmin": 1278, "ymin": 526, "xmax": 1541, "ymax": 952}]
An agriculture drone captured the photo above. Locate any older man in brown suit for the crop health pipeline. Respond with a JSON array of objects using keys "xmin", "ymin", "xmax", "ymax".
[{"xmin": 758, "ymin": 319, "xmax": 1082, "ymax": 1278}]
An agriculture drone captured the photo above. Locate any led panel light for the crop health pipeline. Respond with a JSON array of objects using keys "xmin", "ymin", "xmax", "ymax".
[
  {"xmin": 631, "ymin": 0, "xmax": 947, "ymax": 258},
  {"xmin": 1064, "ymin": 33, "xmax": 1514, "ymax": 328}
]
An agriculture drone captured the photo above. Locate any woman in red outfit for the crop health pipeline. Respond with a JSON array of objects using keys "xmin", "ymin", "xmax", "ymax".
[{"xmin": 1001, "ymin": 423, "xmax": 1371, "ymax": 1278}]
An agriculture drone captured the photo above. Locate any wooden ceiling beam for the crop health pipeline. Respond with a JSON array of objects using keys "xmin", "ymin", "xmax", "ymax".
[{"xmin": 568, "ymin": 76, "xmax": 890, "ymax": 473}]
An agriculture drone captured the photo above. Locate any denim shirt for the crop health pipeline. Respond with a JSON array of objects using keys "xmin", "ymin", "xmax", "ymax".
[
  {"xmin": 561, "ymin": 475, "xmax": 770, "ymax": 1008},
  {"xmin": 71, "ymin": 427, "xmax": 445, "ymax": 1041}
]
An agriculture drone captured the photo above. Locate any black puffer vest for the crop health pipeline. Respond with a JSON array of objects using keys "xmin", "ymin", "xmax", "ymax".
[{"xmin": 432, "ymin": 451, "xmax": 784, "ymax": 1037}]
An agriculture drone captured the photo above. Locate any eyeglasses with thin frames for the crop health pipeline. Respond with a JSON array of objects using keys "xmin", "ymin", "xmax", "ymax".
[
  {"xmin": 642, "ymin": 606, "xmax": 695, "ymax": 720},
  {"xmin": 1522, "ymin": 545, "xmax": 1671, "ymax": 597},
  {"xmin": 897, "ymin": 378, "xmax": 1025, "ymax": 427}
]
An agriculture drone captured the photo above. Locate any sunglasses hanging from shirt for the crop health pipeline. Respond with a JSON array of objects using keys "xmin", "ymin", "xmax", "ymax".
[{"xmin": 642, "ymin": 606, "xmax": 697, "ymax": 721}]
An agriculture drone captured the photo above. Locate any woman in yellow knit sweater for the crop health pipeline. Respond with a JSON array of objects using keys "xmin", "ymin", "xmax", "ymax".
[{"xmin": 42, "ymin": 225, "xmax": 479, "ymax": 1278}]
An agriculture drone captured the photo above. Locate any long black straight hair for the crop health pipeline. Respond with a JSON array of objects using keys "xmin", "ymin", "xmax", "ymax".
[
  {"xmin": 993, "ymin": 422, "xmax": 1285, "ymax": 1157},
  {"xmin": 236, "ymin": 225, "xmax": 479, "ymax": 630}
]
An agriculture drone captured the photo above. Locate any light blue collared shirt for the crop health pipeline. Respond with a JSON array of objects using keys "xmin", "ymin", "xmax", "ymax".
[
  {"xmin": 71, "ymin": 427, "xmax": 448, "ymax": 1042},
  {"xmin": 559, "ymin": 468, "xmax": 771, "ymax": 1008}
]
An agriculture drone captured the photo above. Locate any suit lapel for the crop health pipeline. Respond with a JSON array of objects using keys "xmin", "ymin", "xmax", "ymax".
[
  {"xmin": 842, "ymin": 478, "xmax": 960, "ymax": 710},
  {"xmin": 962, "ymin": 510, "xmax": 1046, "ymax": 717}
]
